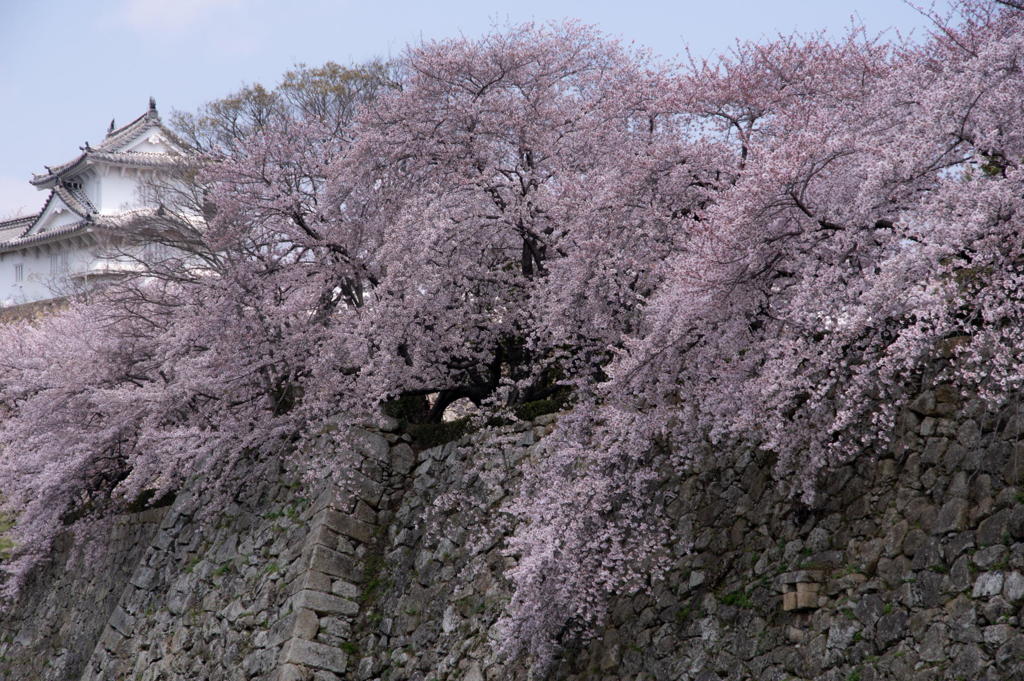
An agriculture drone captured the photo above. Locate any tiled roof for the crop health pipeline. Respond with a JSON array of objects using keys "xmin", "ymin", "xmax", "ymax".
[
  {"xmin": 30, "ymin": 100, "xmax": 188, "ymax": 187},
  {"xmin": 0, "ymin": 186, "xmax": 99, "ymax": 249},
  {"xmin": 89, "ymin": 151, "xmax": 183, "ymax": 167},
  {"xmin": 29, "ymin": 149, "xmax": 183, "ymax": 186},
  {"xmin": 0, "ymin": 219, "xmax": 91, "ymax": 253},
  {"xmin": 0, "ymin": 208, "xmax": 156, "ymax": 253},
  {"xmin": 53, "ymin": 185, "xmax": 95, "ymax": 218},
  {"xmin": 98, "ymin": 105, "xmax": 159, "ymax": 152},
  {"xmin": 30, "ymin": 154, "xmax": 85, "ymax": 184},
  {"xmin": 64, "ymin": 184, "xmax": 96, "ymax": 213},
  {"xmin": 0, "ymin": 214, "xmax": 38, "ymax": 241}
]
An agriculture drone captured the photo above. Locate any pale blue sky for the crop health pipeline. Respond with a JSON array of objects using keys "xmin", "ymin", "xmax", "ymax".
[{"xmin": 0, "ymin": 0, "xmax": 952, "ymax": 217}]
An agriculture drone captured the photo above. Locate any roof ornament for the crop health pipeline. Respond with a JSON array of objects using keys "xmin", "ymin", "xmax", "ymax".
[
  {"xmin": 108, "ymin": 119, "xmax": 116, "ymax": 134},
  {"xmin": 149, "ymin": 96, "xmax": 157, "ymax": 115},
  {"xmin": 80, "ymin": 141, "xmax": 92, "ymax": 152}
]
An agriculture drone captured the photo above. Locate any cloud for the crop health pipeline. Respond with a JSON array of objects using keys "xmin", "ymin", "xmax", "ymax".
[
  {"xmin": 117, "ymin": 0, "xmax": 243, "ymax": 33},
  {"xmin": 0, "ymin": 176, "xmax": 45, "ymax": 221}
]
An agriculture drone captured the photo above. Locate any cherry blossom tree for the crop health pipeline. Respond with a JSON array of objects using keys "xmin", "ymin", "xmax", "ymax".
[
  {"xmin": 501, "ymin": 0, "xmax": 1024, "ymax": 661},
  {"xmin": 313, "ymin": 23, "xmax": 721, "ymax": 420}
]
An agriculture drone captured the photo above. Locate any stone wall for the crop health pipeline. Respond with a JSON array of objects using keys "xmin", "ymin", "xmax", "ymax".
[
  {"xmin": 339, "ymin": 390, "xmax": 1024, "ymax": 681},
  {"xmin": 3, "ymin": 385, "xmax": 1024, "ymax": 680},
  {"xmin": 0, "ymin": 506, "xmax": 164, "ymax": 680},
  {"xmin": 77, "ymin": 463, "xmax": 309, "ymax": 681},
  {"xmin": 551, "ymin": 388, "xmax": 1024, "ymax": 681}
]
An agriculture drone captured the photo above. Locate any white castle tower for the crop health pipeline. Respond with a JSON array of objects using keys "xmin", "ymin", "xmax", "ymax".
[{"xmin": 0, "ymin": 99, "xmax": 186, "ymax": 308}]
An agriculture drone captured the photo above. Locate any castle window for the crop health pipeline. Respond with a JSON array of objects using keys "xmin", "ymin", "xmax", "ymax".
[
  {"xmin": 14, "ymin": 264, "xmax": 23, "ymax": 282},
  {"xmin": 49, "ymin": 252, "xmax": 68, "ymax": 275}
]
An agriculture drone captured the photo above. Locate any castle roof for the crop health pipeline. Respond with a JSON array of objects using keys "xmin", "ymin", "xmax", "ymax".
[
  {"xmin": 0, "ymin": 215, "xmax": 37, "ymax": 243},
  {"xmin": 1, "ymin": 99, "xmax": 186, "ymax": 253},
  {"xmin": 0, "ymin": 220, "xmax": 92, "ymax": 254},
  {"xmin": 30, "ymin": 98, "xmax": 187, "ymax": 189}
]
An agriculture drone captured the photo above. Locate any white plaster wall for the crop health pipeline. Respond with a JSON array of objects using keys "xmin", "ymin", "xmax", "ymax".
[
  {"xmin": 33, "ymin": 204, "xmax": 82, "ymax": 234},
  {"xmin": 95, "ymin": 169, "xmax": 148, "ymax": 215},
  {"xmin": 0, "ymin": 241, "xmax": 97, "ymax": 306},
  {"xmin": 81, "ymin": 170, "xmax": 101, "ymax": 209},
  {"xmin": 128, "ymin": 139, "xmax": 165, "ymax": 153}
]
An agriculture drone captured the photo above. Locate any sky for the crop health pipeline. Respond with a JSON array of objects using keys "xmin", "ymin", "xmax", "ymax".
[{"xmin": 0, "ymin": 0, "xmax": 954, "ymax": 218}]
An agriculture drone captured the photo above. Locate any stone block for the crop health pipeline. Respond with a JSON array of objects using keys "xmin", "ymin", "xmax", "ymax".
[
  {"xmin": 319, "ymin": 615, "xmax": 352, "ymax": 640},
  {"xmin": 376, "ymin": 414, "xmax": 400, "ymax": 432},
  {"xmin": 313, "ymin": 509, "xmax": 374, "ymax": 543},
  {"xmin": 1002, "ymin": 571, "xmax": 1024, "ymax": 601},
  {"xmin": 306, "ymin": 524, "xmax": 340, "ymax": 549},
  {"xmin": 984, "ymin": 624, "xmax": 1014, "ymax": 645},
  {"xmin": 901, "ymin": 528, "xmax": 928, "ymax": 557},
  {"xmin": 357, "ymin": 656, "xmax": 377, "ymax": 680},
  {"xmin": 778, "ymin": 570, "xmax": 825, "ymax": 586},
  {"xmin": 282, "ymin": 638, "xmax": 348, "ymax": 674},
  {"xmin": 464, "ymin": 662, "xmax": 484, "ymax": 681},
  {"xmin": 1010, "ymin": 505, "xmax": 1024, "ymax": 539},
  {"xmin": 951, "ymin": 642, "xmax": 983, "ymax": 679},
  {"xmin": 294, "ymin": 608, "xmax": 319, "ymax": 640},
  {"xmin": 331, "ymin": 514, "xmax": 376, "ymax": 545},
  {"xmin": 309, "ymin": 487, "xmax": 343, "ymax": 516},
  {"xmin": 977, "ymin": 510, "xmax": 1010, "ymax": 546},
  {"xmin": 825, "ymin": 619, "xmax": 859, "ymax": 651},
  {"xmin": 129, "ymin": 566, "xmax": 158, "ymax": 590},
  {"xmin": 152, "ymin": 529, "xmax": 174, "ymax": 551},
  {"xmin": 796, "ymin": 591, "xmax": 818, "ymax": 609},
  {"xmin": 996, "ymin": 634, "xmax": 1024, "ymax": 667},
  {"xmin": 909, "ymin": 391, "xmax": 936, "ymax": 416},
  {"xmin": 1005, "ymin": 449, "xmax": 1024, "ymax": 484},
  {"xmin": 243, "ymin": 648, "xmax": 276, "ymax": 678},
  {"xmin": 934, "ymin": 499, "xmax": 969, "ymax": 534},
  {"xmin": 973, "ymin": 545, "xmax": 1008, "ymax": 569},
  {"xmin": 347, "ymin": 470, "xmax": 384, "ymax": 508},
  {"xmin": 875, "ymin": 612, "xmax": 909, "ymax": 649},
  {"xmin": 331, "ymin": 579, "xmax": 360, "ymax": 600},
  {"xmin": 267, "ymin": 613, "xmax": 298, "ymax": 649},
  {"xmin": 441, "ymin": 605, "xmax": 459, "ymax": 633},
  {"xmin": 353, "ymin": 500, "xmax": 377, "ymax": 524},
  {"xmin": 312, "ymin": 671, "xmax": 339, "ymax": 681},
  {"xmin": 108, "ymin": 606, "xmax": 135, "ymax": 637},
  {"xmin": 919, "ymin": 623, "xmax": 947, "ymax": 662},
  {"xmin": 796, "ymin": 582, "xmax": 820, "ymax": 595},
  {"xmin": 972, "ymin": 572, "xmax": 1004, "ymax": 598},
  {"xmin": 336, "ymin": 536, "xmax": 356, "ymax": 555},
  {"xmin": 293, "ymin": 589, "xmax": 359, "ymax": 617},
  {"xmin": 933, "ymin": 383, "xmax": 958, "ymax": 406},
  {"xmin": 390, "ymin": 443, "xmax": 416, "ymax": 476},
  {"xmin": 307, "ymin": 545, "xmax": 357, "ymax": 579},
  {"xmin": 292, "ymin": 569, "xmax": 333, "ymax": 593},
  {"xmin": 276, "ymin": 659, "xmax": 311, "ymax": 675},
  {"xmin": 98, "ymin": 625, "xmax": 124, "ymax": 652},
  {"xmin": 351, "ymin": 428, "xmax": 390, "ymax": 463}
]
